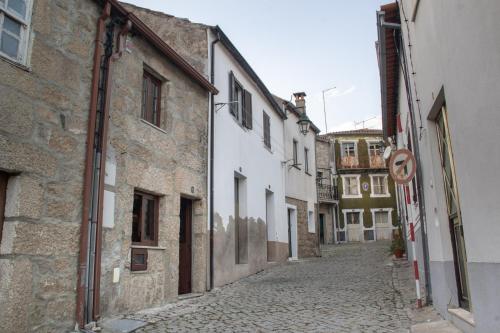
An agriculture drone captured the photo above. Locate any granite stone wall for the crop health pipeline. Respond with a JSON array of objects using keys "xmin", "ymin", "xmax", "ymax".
[{"xmin": 0, "ymin": 1, "xmax": 99, "ymax": 331}]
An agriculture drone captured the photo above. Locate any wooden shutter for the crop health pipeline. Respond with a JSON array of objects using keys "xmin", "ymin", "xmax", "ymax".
[
  {"xmin": 244, "ymin": 90, "xmax": 252, "ymax": 129},
  {"xmin": 263, "ymin": 112, "xmax": 271, "ymax": 148},
  {"xmin": 229, "ymin": 71, "xmax": 236, "ymax": 116}
]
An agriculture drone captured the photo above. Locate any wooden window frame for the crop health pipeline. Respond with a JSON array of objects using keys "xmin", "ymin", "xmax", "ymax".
[
  {"xmin": 229, "ymin": 71, "xmax": 252, "ymax": 129},
  {"xmin": 341, "ymin": 142, "xmax": 357, "ymax": 157},
  {"xmin": 132, "ymin": 190, "xmax": 159, "ymax": 247},
  {"xmin": 130, "ymin": 248, "xmax": 148, "ymax": 271},
  {"xmin": 141, "ymin": 70, "xmax": 162, "ymax": 127},
  {"xmin": 0, "ymin": 0, "xmax": 33, "ymax": 66}
]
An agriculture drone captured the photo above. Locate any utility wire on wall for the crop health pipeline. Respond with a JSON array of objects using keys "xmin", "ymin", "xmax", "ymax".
[{"xmin": 398, "ymin": 0, "xmax": 424, "ymax": 140}]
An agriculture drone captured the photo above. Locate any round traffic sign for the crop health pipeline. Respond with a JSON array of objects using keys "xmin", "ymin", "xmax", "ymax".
[{"xmin": 389, "ymin": 149, "xmax": 417, "ymax": 184}]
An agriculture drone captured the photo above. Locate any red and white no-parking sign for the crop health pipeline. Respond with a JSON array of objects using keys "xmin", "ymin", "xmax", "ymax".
[{"xmin": 389, "ymin": 149, "xmax": 417, "ymax": 184}]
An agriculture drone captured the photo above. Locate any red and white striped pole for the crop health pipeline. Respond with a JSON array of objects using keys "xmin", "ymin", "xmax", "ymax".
[
  {"xmin": 397, "ymin": 113, "xmax": 422, "ymax": 308},
  {"xmin": 404, "ymin": 184, "xmax": 422, "ymax": 308}
]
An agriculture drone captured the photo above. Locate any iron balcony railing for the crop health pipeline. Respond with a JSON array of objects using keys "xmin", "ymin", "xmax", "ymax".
[{"xmin": 318, "ymin": 183, "xmax": 339, "ymax": 202}]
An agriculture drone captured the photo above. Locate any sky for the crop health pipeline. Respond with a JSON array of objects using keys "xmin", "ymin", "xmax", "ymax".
[{"xmin": 123, "ymin": 0, "xmax": 389, "ymax": 133}]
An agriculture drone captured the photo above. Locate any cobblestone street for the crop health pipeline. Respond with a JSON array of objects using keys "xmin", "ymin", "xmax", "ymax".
[{"xmin": 124, "ymin": 241, "xmax": 417, "ymax": 332}]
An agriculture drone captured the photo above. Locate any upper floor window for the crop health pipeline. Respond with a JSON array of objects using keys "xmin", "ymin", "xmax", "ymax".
[
  {"xmin": 341, "ymin": 142, "xmax": 356, "ymax": 157},
  {"xmin": 342, "ymin": 175, "xmax": 361, "ymax": 198},
  {"xmin": 370, "ymin": 174, "xmax": 389, "ymax": 197},
  {"xmin": 229, "ymin": 71, "xmax": 252, "ymax": 129},
  {"xmin": 263, "ymin": 111, "xmax": 271, "ymax": 149},
  {"xmin": 368, "ymin": 141, "xmax": 385, "ymax": 168},
  {"xmin": 292, "ymin": 139, "xmax": 298, "ymax": 166},
  {"xmin": 141, "ymin": 70, "xmax": 162, "ymax": 127},
  {"xmin": 0, "ymin": 0, "xmax": 32, "ymax": 65},
  {"xmin": 304, "ymin": 148, "xmax": 310, "ymax": 174},
  {"xmin": 340, "ymin": 141, "xmax": 359, "ymax": 168}
]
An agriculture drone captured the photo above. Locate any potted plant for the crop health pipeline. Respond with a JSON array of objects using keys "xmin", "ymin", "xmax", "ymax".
[{"xmin": 390, "ymin": 236, "xmax": 405, "ymax": 258}]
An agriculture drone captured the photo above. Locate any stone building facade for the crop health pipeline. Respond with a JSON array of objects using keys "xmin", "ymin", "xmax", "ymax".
[
  {"xmin": 0, "ymin": 0, "xmax": 216, "ymax": 331},
  {"xmin": 319, "ymin": 129, "xmax": 398, "ymax": 244}
]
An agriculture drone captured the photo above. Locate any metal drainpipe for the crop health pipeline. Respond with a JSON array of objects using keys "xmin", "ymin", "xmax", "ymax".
[
  {"xmin": 76, "ymin": 3, "xmax": 110, "ymax": 328},
  {"xmin": 209, "ymin": 31, "xmax": 220, "ymax": 290}
]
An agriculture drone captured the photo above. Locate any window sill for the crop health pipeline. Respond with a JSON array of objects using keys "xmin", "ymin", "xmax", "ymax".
[
  {"xmin": 263, "ymin": 144, "xmax": 273, "ymax": 154},
  {"xmin": 0, "ymin": 54, "xmax": 31, "ymax": 72},
  {"xmin": 342, "ymin": 194, "xmax": 362, "ymax": 199},
  {"xmin": 140, "ymin": 119, "xmax": 168, "ymax": 134},
  {"xmin": 131, "ymin": 245, "xmax": 166, "ymax": 250},
  {"xmin": 370, "ymin": 193, "xmax": 391, "ymax": 198},
  {"xmin": 448, "ymin": 308, "xmax": 475, "ymax": 327},
  {"xmin": 130, "ymin": 270, "xmax": 149, "ymax": 274}
]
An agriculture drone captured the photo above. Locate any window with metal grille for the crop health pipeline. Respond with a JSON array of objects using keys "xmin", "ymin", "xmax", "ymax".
[
  {"xmin": 141, "ymin": 70, "xmax": 162, "ymax": 127},
  {"xmin": 0, "ymin": 0, "xmax": 32, "ymax": 65},
  {"xmin": 263, "ymin": 111, "xmax": 271, "ymax": 148},
  {"xmin": 132, "ymin": 190, "xmax": 159, "ymax": 246}
]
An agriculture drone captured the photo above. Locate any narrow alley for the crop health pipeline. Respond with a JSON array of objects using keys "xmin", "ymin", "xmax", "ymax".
[{"xmin": 118, "ymin": 242, "xmax": 416, "ymax": 333}]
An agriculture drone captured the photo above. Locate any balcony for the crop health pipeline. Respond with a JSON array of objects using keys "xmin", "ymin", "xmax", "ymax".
[
  {"xmin": 340, "ymin": 156, "xmax": 359, "ymax": 169},
  {"xmin": 318, "ymin": 183, "xmax": 339, "ymax": 202},
  {"xmin": 369, "ymin": 155, "xmax": 386, "ymax": 168}
]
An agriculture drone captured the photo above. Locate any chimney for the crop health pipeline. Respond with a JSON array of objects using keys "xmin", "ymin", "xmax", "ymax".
[{"xmin": 293, "ymin": 92, "xmax": 306, "ymax": 114}]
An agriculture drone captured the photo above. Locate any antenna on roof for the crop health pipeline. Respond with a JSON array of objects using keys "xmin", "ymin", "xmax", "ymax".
[{"xmin": 354, "ymin": 116, "xmax": 377, "ymax": 129}]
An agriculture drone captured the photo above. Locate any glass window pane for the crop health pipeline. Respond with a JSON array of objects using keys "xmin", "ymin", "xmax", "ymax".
[
  {"xmin": 364, "ymin": 230, "xmax": 375, "ymax": 241},
  {"xmin": 3, "ymin": 15, "xmax": 21, "ymax": 36},
  {"xmin": 143, "ymin": 198, "xmax": 155, "ymax": 241},
  {"xmin": 1, "ymin": 31, "xmax": 19, "ymax": 58},
  {"xmin": 7, "ymin": 0, "xmax": 26, "ymax": 18}
]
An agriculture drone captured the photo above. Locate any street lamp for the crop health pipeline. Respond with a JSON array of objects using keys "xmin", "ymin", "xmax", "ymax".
[
  {"xmin": 297, "ymin": 111, "xmax": 312, "ymax": 135},
  {"xmin": 322, "ymin": 86, "xmax": 336, "ymax": 133}
]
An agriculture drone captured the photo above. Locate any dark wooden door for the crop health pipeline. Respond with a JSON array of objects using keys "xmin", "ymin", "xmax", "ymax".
[
  {"xmin": 178, "ymin": 198, "xmax": 192, "ymax": 295},
  {"xmin": 287, "ymin": 209, "xmax": 292, "ymax": 258},
  {"xmin": 319, "ymin": 214, "xmax": 325, "ymax": 244}
]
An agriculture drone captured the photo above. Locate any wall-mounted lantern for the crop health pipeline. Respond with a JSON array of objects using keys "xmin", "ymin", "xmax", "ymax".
[{"xmin": 297, "ymin": 112, "xmax": 312, "ymax": 136}]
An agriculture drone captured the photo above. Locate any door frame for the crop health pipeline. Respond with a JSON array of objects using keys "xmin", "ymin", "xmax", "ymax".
[
  {"xmin": 286, "ymin": 204, "xmax": 298, "ymax": 260},
  {"xmin": 342, "ymin": 209, "xmax": 364, "ymax": 242}
]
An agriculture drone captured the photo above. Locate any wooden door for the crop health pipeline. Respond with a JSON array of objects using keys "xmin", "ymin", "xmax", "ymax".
[
  {"xmin": 0, "ymin": 172, "xmax": 8, "ymax": 245},
  {"xmin": 178, "ymin": 198, "xmax": 192, "ymax": 295},
  {"xmin": 287, "ymin": 209, "xmax": 292, "ymax": 257}
]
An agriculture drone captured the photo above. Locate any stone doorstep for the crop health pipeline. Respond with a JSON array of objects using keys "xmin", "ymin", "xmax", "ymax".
[
  {"xmin": 411, "ymin": 320, "xmax": 462, "ymax": 333},
  {"xmin": 177, "ymin": 292, "xmax": 204, "ymax": 301},
  {"xmin": 99, "ymin": 318, "xmax": 147, "ymax": 333},
  {"xmin": 448, "ymin": 308, "xmax": 475, "ymax": 333}
]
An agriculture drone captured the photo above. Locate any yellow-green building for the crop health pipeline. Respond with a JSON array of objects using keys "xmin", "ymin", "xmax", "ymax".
[{"xmin": 319, "ymin": 129, "xmax": 398, "ymax": 243}]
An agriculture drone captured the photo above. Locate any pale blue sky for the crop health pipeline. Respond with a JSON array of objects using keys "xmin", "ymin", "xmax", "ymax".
[{"xmin": 123, "ymin": 0, "xmax": 389, "ymax": 133}]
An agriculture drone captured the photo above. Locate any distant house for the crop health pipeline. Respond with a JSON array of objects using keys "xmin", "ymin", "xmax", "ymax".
[
  {"xmin": 275, "ymin": 93, "xmax": 321, "ymax": 259},
  {"xmin": 318, "ymin": 129, "xmax": 397, "ymax": 243}
]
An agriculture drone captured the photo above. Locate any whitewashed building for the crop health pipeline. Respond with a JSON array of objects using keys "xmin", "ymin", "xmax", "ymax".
[
  {"xmin": 378, "ymin": 2, "xmax": 500, "ymax": 332},
  {"xmin": 209, "ymin": 27, "xmax": 288, "ymax": 286},
  {"xmin": 275, "ymin": 94, "xmax": 320, "ymax": 258}
]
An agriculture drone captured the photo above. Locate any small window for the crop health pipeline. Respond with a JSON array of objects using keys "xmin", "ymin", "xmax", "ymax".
[
  {"xmin": 293, "ymin": 140, "xmax": 298, "ymax": 166},
  {"xmin": 304, "ymin": 148, "xmax": 309, "ymax": 174},
  {"xmin": 371, "ymin": 175, "xmax": 388, "ymax": 196},
  {"xmin": 343, "ymin": 176, "xmax": 360, "ymax": 196},
  {"xmin": 131, "ymin": 248, "xmax": 148, "ymax": 271},
  {"xmin": 341, "ymin": 142, "xmax": 356, "ymax": 157},
  {"xmin": 369, "ymin": 142, "xmax": 382, "ymax": 157},
  {"xmin": 307, "ymin": 210, "xmax": 315, "ymax": 233},
  {"xmin": 0, "ymin": 0, "xmax": 32, "ymax": 65},
  {"xmin": 132, "ymin": 190, "xmax": 159, "ymax": 246},
  {"xmin": 229, "ymin": 72, "xmax": 252, "ymax": 129},
  {"xmin": 263, "ymin": 111, "xmax": 271, "ymax": 148},
  {"xmin": 141, "ymin": 70, "xmax": 162, "ymax": 127},
  {"xmin": 317, "ymin": 171, "xmax": 323, "ymax": 184},
  {"xmin": 346, "ymin": 212, "xmax": 360, "ymax": 224}
]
